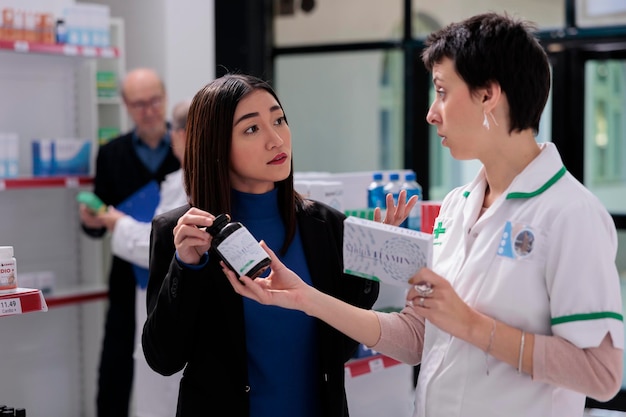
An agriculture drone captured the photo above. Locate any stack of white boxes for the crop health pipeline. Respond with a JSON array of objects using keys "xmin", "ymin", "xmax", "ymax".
[{"xmin": 60, "ymin": 3, "xmax": 110, "ymax": 47}]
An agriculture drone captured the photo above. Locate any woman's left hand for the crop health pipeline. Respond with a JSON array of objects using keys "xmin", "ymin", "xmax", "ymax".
[
  {"xmin": 223, "ymin": 241, "xmax": 314, "ymax": 311},
  {"xmin": 373, "ymin": 189, "xmax": 419, "ymax": 226},
  {"xmin": 406, "ymin": 268, "xmax": 477, "ymax": 340}
]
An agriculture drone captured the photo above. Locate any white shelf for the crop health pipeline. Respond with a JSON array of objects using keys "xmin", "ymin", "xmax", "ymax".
[
  {"xmin": 0, "ymin": 176, "xmax": 93, "ymax": 190},
  {"xmin": 0, "ymin": 39, "xmax": 119, "ymax": 59},
  {"xmin": 45, "ymin": 285, "xmax": 108, "ymax": 309},
  {"xmin": 0, "ymin": 288, "xmax": 47, "ymax": 317}
]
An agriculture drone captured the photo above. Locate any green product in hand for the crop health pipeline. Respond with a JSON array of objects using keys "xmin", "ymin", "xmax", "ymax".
[{"xmin": 76, "ymin": 191, "xmax": 107, "ymax": 213}]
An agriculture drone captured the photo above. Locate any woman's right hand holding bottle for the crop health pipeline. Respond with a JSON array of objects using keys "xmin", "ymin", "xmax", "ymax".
[{"xmin": 173, "ymin": 207, "xmax": 215, "ymax": 265}]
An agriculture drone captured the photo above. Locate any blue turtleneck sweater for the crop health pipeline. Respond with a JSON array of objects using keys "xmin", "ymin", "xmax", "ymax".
[{"xmin": 231, "ymin": 188, "xmax": 320, "ymax": 417}]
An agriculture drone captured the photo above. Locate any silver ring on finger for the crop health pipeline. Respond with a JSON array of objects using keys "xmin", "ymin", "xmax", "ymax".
[{"xmin": 414, "ymin": 282, "xmax": 433, "ymax": 297}]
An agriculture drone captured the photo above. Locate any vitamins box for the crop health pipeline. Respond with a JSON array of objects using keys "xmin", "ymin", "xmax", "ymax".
[{"xmin": 343, "ymin": 216, "xmax": 433, "ymax": 288}]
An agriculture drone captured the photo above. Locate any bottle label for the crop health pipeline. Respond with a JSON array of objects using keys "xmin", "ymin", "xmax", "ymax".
[
  {"xmin": 217, "ymin": 228, "xmax": 268, "ymax": 277},
  {"xmin": 0, "ymin": 259, "xmax": 17, "ymax": 292}
]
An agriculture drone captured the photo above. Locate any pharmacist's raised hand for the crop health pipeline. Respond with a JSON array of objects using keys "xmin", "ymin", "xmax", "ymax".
[
  {"xmin": 223, "ymin": 241, "xmax": 311, "ymax": 311},
  {"xmin": 173, "ymin": 207, "xmax": 215, "ymax": 265},
  {"xmin": 373, "ymin": 189, "xmax": 419, "ymax": 226}
]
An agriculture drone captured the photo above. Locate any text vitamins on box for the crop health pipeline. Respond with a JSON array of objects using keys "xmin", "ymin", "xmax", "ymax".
[{"xmin": 343, "ymin": 216, "xmax": 433, "ymax": 288}]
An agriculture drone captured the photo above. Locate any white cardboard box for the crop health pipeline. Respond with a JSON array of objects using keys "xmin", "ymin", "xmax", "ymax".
[
  {"xmin": 294, "ymin": 179, "xmax": 344, "ymax": 212},
  {"xmin": 343, "ymin": 216, "xmax": 433, "ymax": 288}
]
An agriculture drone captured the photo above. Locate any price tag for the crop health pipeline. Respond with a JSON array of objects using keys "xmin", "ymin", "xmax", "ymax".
[
  {"xmin": 368, "ymin": 357, "xmax": 384, "ymax": 373},
  {"xmin": 63, "ymin": 44, "xmax": 79, "ymax": 56},
  {"xmin": 14, "ymin": 41, "xmax": 29, "ymax": 53},
  {"xmin": 65, "ymin": 177, "xmax": 79, "ymax": 188},
  {"xmin": 82, "ymin": 47, "xmax": 97, "ymax": 57},
  {"xmin": 0, "ymin": 297, "xmax": 23, "ymax": 316},
  {"xmin": 100, "ymin": 47, "xmax": 115, "ymax": 58}
]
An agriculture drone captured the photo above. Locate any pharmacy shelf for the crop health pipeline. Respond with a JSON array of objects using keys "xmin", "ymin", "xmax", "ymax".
[
  {"xmin": 0, "ymin": 39, "xmax": 119, "ymax": 58},
  {"xmin": 0, "ymin": 288, "xmax": 48, "ymax": 317},
  {"xmin": 45, "ymin": 286, "xmax": 108, "ymax": 309},
  {"xmin": 0, "ymin": 176, "xmax": 93, "ymax": 190},
  {"xmin": 345, "ymin": 354, "xmax": 402, "ymax": 378}
]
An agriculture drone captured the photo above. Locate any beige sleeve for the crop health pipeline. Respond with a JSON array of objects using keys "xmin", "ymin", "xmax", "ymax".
[
  {"xmin": 370, "ymin": 308, "xmax": 426, "ymax": 365},
  {"xmin": 532, "ymin": 332, "xmax": 623, "ymax": 402}
]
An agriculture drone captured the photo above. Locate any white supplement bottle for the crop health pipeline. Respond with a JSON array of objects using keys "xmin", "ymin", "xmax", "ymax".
[{"xmin": 0, "ymin": 246, "xmax": 17, "ymax": 293}]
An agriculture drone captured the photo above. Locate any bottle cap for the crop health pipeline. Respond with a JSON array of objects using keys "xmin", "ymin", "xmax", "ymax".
[
  {"xmin": 373, "ymin": 172, "xmax": 383, "ymax": 180},
  {"xmin": 207, "ymin": 214, "xmax": 230, "ymax": 235},
  {"xmin": 0, "ymin": 246, "xmax": 14, "ymax": 258},
  {"xmin": 389, "ymin": 173, "xmax": 399, "ymax": 181}
]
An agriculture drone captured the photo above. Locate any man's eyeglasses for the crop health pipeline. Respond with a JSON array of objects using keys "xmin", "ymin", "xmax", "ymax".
[{"xmin": 126, "ymin": 95, "xmax": 164, "ymax": 111}]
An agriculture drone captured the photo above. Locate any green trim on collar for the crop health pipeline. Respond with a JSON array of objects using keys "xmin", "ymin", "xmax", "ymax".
[
  {"xmin": 506, "ymin": 166, "xmax": 567, "ymax": 200},
  {"xmin": 552, "ymin": 311, "xmax": 624, "ymax": 325}
]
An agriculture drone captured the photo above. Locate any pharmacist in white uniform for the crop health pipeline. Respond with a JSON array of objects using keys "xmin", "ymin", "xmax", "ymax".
[{"xmin": 221, "ymin": 12, "xmax": 624, "ymax": 417}]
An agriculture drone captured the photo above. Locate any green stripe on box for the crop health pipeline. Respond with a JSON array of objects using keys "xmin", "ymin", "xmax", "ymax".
[{"xmin": 344, "ymin": 269, "xmax": 381, "ymax": 282}]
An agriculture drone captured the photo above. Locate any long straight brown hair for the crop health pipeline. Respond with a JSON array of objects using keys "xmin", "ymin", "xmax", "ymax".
[{"xmin": 183, "ymin": 74, "xmax": 303, "ymax": 255}]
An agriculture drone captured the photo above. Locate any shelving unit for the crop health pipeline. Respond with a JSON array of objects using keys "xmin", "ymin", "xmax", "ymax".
[
  {"xmin": 0, "ymin": 39, "xmax": 119, "ymax": 58},
  {"xmin": 95, "ymin": 17, "xmax": 128, "ymax": 144},
  {"xmin": 0, "ymin": 176, "xmax": 92, "ymax": 190},
  {"xmin": 0, "ymin": 17, "xmax": 125, "ymax": 416},
  {"xmin": 45, "ymin": 286, "xmax": 107, "ymax": 309}
]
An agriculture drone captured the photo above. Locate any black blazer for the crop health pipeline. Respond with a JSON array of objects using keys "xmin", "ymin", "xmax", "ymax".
[{"xmin": 143, "ymin": 200, "xmax": 379, "ymax": 416}]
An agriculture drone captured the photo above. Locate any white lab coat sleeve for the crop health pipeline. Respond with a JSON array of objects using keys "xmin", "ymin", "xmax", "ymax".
[{"xmin": 110, "ymin": 215, "xmax": 151, "ymax": 269}]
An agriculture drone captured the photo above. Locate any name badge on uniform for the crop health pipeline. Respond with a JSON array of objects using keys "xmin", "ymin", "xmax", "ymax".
[{"xmin": 497, "ymin": 221, "xmax": 535, "ymax": 259}]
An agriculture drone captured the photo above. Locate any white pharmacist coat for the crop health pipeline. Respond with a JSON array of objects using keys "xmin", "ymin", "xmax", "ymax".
[{"xmin": 415, "ymin": 142, "xmax": 623, "ymax": 417}]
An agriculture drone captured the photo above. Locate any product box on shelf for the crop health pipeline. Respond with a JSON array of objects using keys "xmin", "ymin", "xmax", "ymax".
[
  {"xmin": 343, "ymin": 216, "xmax": 433, "ymax": 288},
  {"xmin": 421, "ymin": 200, "xmax": 442, "ymax": 234},
  {"xmin": 62, "ymin": 3, "xmax": 110, "ymax": 47},
  {"xmin": 0, "ymin": 132, "xmax": 19, "ymax": 178},
  {"xmin": 98, "ymin": 127, "xmax": 120, "ymax": 145},
  {"xmin": 294, "ymin": 179, "xmax": 344, "ymax": 212},
  {"xmin": 32, "ymin": 138, "xmax": 91, "ymax": 176}
]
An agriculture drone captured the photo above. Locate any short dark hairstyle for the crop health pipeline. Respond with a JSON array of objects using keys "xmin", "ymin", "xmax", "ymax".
[
  {"xmin": 184, "ymin": 74, "xmax": 302, "ymax": 254},
  {"xmin": 421, "ymin": 12, "xmax": 550, "ymax": 135}
]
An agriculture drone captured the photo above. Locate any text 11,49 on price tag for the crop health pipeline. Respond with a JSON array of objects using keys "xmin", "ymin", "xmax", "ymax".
[{"xmin": 0, "ymin": 297, "xmax": 23, "ymax": 316}]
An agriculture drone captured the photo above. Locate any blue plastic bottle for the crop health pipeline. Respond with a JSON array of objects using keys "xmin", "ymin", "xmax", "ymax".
[
  {"xmin": 400, "ymin": 172, "xmax": 422, "ymax": 231},
  {"xmin": 383, "ymin": 172, "xmax": 402, "ymax": 205},
  {"xmin": 367, "ymin": 172, "xmax": 386, "ymax": 210}
]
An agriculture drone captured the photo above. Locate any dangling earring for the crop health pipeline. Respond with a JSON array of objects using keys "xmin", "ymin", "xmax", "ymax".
[{"xmin": 483, "ymin": 111, "xmax": 499, "ymax": 131}]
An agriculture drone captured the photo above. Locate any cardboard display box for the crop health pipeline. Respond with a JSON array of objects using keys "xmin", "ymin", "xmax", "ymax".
[{"xmin": 343, "ymin": 216, "xmax": 433, "ymax": 288}]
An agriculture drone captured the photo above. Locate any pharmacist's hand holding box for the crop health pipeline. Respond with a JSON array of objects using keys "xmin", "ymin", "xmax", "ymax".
[{"xmin": 343, "ymin": 216, "xmax": 433, "ymax": 287}]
